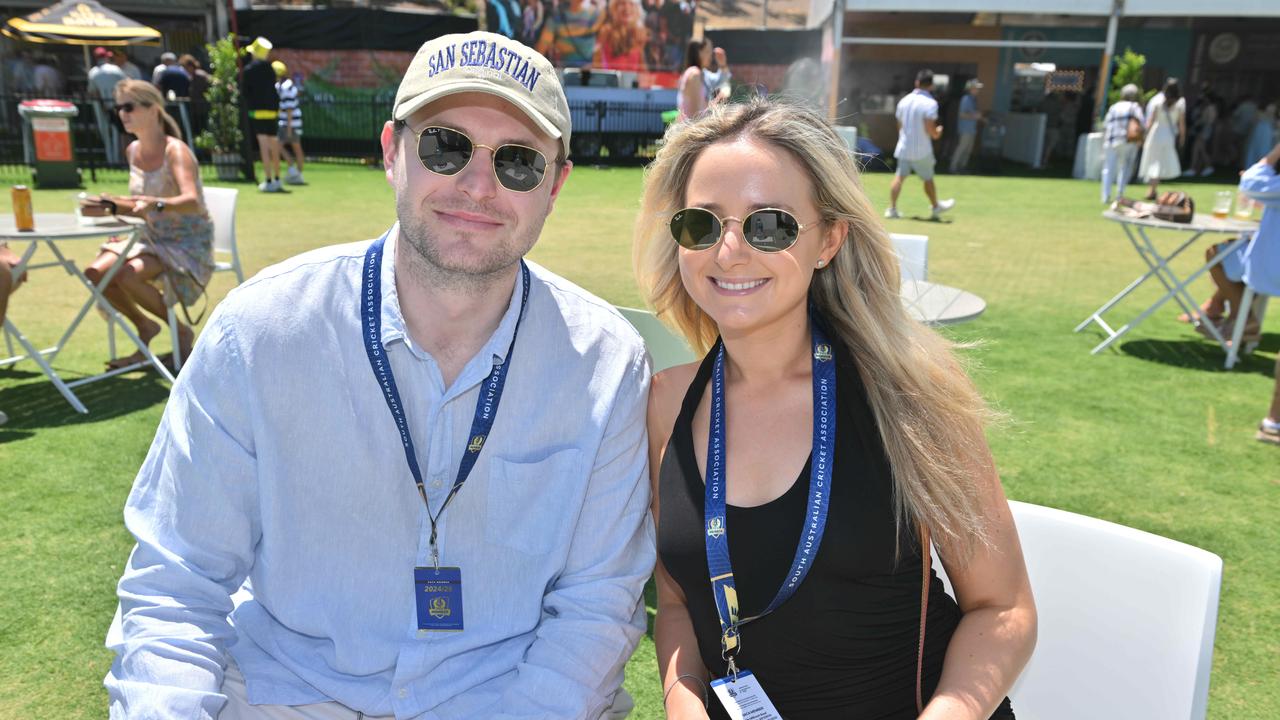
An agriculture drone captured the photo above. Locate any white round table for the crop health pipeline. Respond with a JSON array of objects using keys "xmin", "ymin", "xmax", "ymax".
[{"xmin": 901, "ymin": 280, "xmax": 987, "ymax": 325}]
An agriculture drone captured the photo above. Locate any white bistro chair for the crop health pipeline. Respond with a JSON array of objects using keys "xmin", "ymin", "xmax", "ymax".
[
  {"xmin": 616, "ymin": 306, "xmax": 696, "ymax": 373},
  {"xmin": 203, "ymin": 186, "xmax": 244, "ymax": 284},
  {"xmin": 933, "ymin": 501, "xmax": 1222, "ymax": 720},
  {"xmin": 889, "ymin": 232, "xmax": 928, "ymax": 283}
]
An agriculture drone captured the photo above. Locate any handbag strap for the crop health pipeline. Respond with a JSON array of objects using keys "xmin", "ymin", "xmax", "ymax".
[{"xmin": 917, "ymin": 524, "xmax": 931, "ymax": 715}]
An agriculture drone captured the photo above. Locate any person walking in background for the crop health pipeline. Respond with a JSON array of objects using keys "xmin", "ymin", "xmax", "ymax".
[
  {"xmin": 1229, "ymin": 95, "xmax": 1259, "ymax": 171},
  {"xmin": 178, "ymin": 54, "xmax": 209, "ymax": 100},
  {"xmin": 949, "ymin": 78, "xmax": 982, "ymax": 174},
  {"xmin": 1138, "ymin": 78, "xmax": 1185, "ymax": 200},
  {"xmin": 887, "ymin": 69, "xmax": 954, "ymax": 220},
  {"xmin": 676, "ymin": 38, "xmax": 714, "ymax": 122},
  {"xmin": 150, "ymin": 52, "xmax": 179, "ymax": 85},
  {"xmin": 87, "ymin": 47, "xmax": 127, "ymax": 164},
  {"xmin": 154, "ymin": 54, "xmax": 190, "ymax": 101},
  {"xmin": 31, "ymin": 55, "xmax": 62, "ymax": 96},
  {"xmin": 273, "ymin": 60, "xmax": 305, "ymax": 185},
  {"xmin": 1100, "ymin": 84, "xmax": 1146, "ymax": 204},
  {"xmin": 1185, "ymin": 83, "xmax": 1220, "ymax": 178},
  {"xmin": 242, "ymin": 37, "xmax": 284, "ymax": 192},
  {"xmin": 114, "ymin": 49, "xmax": 142, "ymax": 81}
]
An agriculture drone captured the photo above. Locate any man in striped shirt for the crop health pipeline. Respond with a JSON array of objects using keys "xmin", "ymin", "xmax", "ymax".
[
  {"xmin": 887, "ymin": 69, "xmax": 955, "ymax": 220},
  {"xmin": 274, "ymin": 61, "xmax": 305, "ymax": 186}
]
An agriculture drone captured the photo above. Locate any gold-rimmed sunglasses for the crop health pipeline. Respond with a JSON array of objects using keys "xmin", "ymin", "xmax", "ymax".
[
  {"xmin": 669, "ymin": 207, "xmax": 818, "ymax": 253},
  {"xmin": 414, "ymin": 125, "xmax": 549, "ymax": 193}
]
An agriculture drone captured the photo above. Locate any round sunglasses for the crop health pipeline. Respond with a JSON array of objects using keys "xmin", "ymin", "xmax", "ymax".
[
  {"xmin": 669, "ymin": 207, "xmax": 818, "ymax": 253},
  {"xmin": 415, "ymin": 126, "xmax": 549, "ymax": 193}
]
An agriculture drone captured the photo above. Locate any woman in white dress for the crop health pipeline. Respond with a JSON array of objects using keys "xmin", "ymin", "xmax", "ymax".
[{"xmin": 1139, "ymin": 78, "xmax": 1186, "ymax": 199}]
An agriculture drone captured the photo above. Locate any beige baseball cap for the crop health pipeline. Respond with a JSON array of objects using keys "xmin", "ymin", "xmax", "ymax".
[{"xmin": 394, "ymin": 31, "xmax": 571, "ymax": 156}]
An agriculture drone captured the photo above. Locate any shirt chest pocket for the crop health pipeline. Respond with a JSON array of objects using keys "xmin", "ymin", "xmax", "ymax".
[{"xmin": 485, "ymin": 448, "xmax": 583, "ymax": 555}]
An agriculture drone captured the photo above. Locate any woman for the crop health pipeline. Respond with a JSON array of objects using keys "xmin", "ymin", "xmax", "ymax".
[
  {"xmin": 676, "ymin": 39, "xmax": 712, "ymax": 122},
  {"xmin": 1138, "ymin": 78, "xmax": 1186, "ymax": 200},
  {"xmin": 636, "ymin": 99, "xmax": 1036, "ymax": 719},
  {"xmin": 595, "ymin": 0, "xmax": 647, "ymax": 71},
  {"xmin": 84, "ymin": 80, "xmax": 213, "ymax": 370}
]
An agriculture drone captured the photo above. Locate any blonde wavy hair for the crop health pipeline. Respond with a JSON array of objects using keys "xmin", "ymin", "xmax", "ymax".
[{"xmin": 634, "ymin": 98, "xmax": 995, "ymax": 560}]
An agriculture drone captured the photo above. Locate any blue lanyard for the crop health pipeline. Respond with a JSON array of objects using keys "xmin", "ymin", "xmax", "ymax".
[
  {"xmin": 704, "ymin": 318, "xmax": 836, "ymax": 674},
  {"xmin": 361, "ymin": 230, "xmax": 530, "ymax": 567}
]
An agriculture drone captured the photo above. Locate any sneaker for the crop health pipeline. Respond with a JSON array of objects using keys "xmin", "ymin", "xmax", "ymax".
[
  {"xmin": 285, "ymin": 171, "xmax": 305, "ymax": 186},
  {"xmin": 1181, "ymin": 169, "xmax": 1196, "ymax": 177},
  {"xmin": 931, "ymin": 199, "xmax": 955, "ymax": 218},
  {"xmin": 884, "ymin": 207, "xmax": 902, "ymax": 219},
  {"xmin": 1200, "ymin": 166, "xmax": 1214, "ymax": 177},
  {"xmin": 257, "ymin": 180, "xmax": 272, "ymax": 192},
  {"xmin": 1258, "ymin": 417, "xmax": 1280, "ymax": 446},
  {"xmin": 264, "ymin": 179, "xmax": 284, "ymax": 193}
]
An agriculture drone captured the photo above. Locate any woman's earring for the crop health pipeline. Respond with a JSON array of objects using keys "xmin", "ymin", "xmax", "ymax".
[{"xmin": 816, "ymin": 259, "xmax": 826, "ymax": 268}]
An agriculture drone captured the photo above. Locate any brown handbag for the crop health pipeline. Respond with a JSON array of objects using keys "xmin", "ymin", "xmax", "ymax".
[
  {"xmin": 1153, "ymin": 191, "xmax": 1195, "ymax": 223},
  {"xmin": 1126, "ymin": 114, "xmax": 1144, "ymax": 144}
]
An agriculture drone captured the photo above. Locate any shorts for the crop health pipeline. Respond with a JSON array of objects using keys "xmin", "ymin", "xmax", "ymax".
[
  {"xmin": 896, "ymin": 155, "xmax": 936, "ymax": 181},
  {"xmin": 250, "ymin": 118, "xmax": 278, "ymax": 137},
  {"xmin": 277, "ymin": 125, "xmax": 302, "ymax": 143},
  {"xmin": 1217, "ymin": 237, "xmax": 1249, "ymax": 283}
]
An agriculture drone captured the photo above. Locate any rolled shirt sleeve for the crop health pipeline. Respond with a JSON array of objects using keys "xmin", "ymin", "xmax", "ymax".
[{"xmin": 1241, "ymin": 160, "xmax": 1280, "ymax": 205}]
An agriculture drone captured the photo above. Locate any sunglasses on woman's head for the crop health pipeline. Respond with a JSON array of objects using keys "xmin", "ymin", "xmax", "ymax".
[
  {"xmin": 414, "ymin": 126, "xmax": 549, "ymax": 193},
  {"xmin": 669, "ymin": 207, "xmax": 817, "ymax": 253}
]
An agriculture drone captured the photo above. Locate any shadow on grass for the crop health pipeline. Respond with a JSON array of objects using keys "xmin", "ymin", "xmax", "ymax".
[
  {"xmin": 0, "ymin": 370, "xmax": 170, "ymax": 438},
  {"xmin": 1119, "ymin": 333, "xmax": 1278, "ymax": 376}
]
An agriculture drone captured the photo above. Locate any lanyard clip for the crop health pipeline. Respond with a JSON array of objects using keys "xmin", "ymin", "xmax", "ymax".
[{"xmin": 431, "ymin": 543, "xmax": 440, "ymax": 570}]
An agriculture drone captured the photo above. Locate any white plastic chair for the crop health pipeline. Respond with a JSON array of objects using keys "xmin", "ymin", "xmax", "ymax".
[
  {"xmin": 889, "ymin": 232, "xmax": 928, "ymax": 283},
  {"xmin": 932, "ymin": 500, "xmax": 1222, "ymax": 720},
  {"xmin": 203, "ymin": 186, "xmax": 244, "ymax": 284},
  {"xmin": 616, "ymin": 306, "xmax": 696, "ymax": 373}
]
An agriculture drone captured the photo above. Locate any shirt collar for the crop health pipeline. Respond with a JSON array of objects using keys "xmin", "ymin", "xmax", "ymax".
[
  {"xmin": 913, "ymin": 88, "xmax": 934, "ymax": 100},
  {"xmin": 377, "ymin": 224, "xmax": 527, "ymax": 367}
]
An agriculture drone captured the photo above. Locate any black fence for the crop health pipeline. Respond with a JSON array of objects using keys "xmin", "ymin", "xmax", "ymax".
[{"xmin": 0, "ymin": 92, "xmax": 672, "ymax": 184}]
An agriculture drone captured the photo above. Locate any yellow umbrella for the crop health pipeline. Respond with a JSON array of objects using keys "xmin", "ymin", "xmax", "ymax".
[{"xmin": 2, "ymin": 0, "xmax": 161, "ymax": 46}]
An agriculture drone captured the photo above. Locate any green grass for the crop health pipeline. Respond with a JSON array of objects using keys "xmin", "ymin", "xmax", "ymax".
[{"xmin": 1, "ymin": 163, "xmax": 1277, "ymax": 718}]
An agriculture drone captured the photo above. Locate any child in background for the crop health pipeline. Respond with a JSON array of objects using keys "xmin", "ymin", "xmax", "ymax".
[{"xmin": 274, "ymin": 61, "xmax": 305, "ymax": 186}]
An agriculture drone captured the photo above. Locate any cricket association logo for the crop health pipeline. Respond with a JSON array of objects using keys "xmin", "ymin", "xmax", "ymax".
[
  {"xmin": 467, "ymin": 435, "xmax": 485, "ymax": 453},
  {"xmin": 706, "ymin": 516, "xmax": 725, "ymax": 539},
  {"xmin": 428, "ymin": 596, "xmax": 451, "ymax": 619},
  {"xmin": 813, "ymin": 343, "xmax": 833, "ymax": 362}
]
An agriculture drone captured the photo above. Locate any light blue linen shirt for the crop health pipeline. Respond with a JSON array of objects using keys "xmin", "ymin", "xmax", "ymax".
[
  {"xmin": 894, "ymin": 88, "xmax": 939, "ymax": 162},
  {"xmin": 105, "ymin": 226, "xmax": 656, "ymax": 719},
  {"xmin": 1240, "ymin": 160, "xmax": 1280, "ymax": 298}
]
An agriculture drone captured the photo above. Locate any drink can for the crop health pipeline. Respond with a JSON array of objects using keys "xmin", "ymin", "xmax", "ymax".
[{"xmin": 11, "ymin": 184, "xmax": 33, "ymax": 232}]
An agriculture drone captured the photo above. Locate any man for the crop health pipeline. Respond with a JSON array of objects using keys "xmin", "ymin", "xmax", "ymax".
[
  {"xmin": 87, "ymin": 47, "xmax": 127, "ymax": 164},
  {"xmin": 0, "ymin": 242, "xmax": 26, "ymax": 426},
  {"xmin": 114, "ymin": 49, "xmax": 143, "ymax": 80},
  {"xmin": 31, "ymin": 55, "xmax": 62, "ymax": 95},
  {"xmin": 104, "ymin": 30, "xmax": 654, "ymax": 719},
  {"xmin": 949, "ymin": 78, "xmax": 982, "ymax": 174},
  {"xmin": 274, "ymin": 60, "xmax": 305, "ymax": 185},
  {"xmin": 886, "ymin": 69, "xmax": 954, "ymax": 220},
  {"xmin": 243, "ymin": 37, "xmax": 284, "ymax": 192},
  {"xmin": 1100, "ymin": 84, "xmax": 1146, "ymax": 204},
  {"xmin": 155, "ymin": 53, "xmax": 191, "ymax": 99},
  {"xmin": 150, "ymin": 51, "xmax": 179, "ymax": 85}
]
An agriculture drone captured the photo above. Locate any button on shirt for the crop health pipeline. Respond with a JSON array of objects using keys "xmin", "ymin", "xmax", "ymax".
[
  {"xmin": 105, "ymin": 227, "xmax": 656, "ymax": 720},
  {"xmin": 895, "ymin": 88, "xmax": 939, "ymax": 161}
]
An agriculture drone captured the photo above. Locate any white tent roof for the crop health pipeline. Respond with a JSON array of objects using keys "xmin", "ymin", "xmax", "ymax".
[{"xmin": 845, "ymin": 0, "xmax": 1280, "ymax": 17}]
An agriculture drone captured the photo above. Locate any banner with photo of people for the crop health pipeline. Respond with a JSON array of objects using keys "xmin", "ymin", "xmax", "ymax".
[{"xmin": 486, "ymin": 0, "xmax": 694, "ymax": 81}]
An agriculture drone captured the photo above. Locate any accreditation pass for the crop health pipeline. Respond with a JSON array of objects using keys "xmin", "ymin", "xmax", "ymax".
[{"xmin": 710, "ymin": 670, "xmax": 783, "ymax": 720}]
